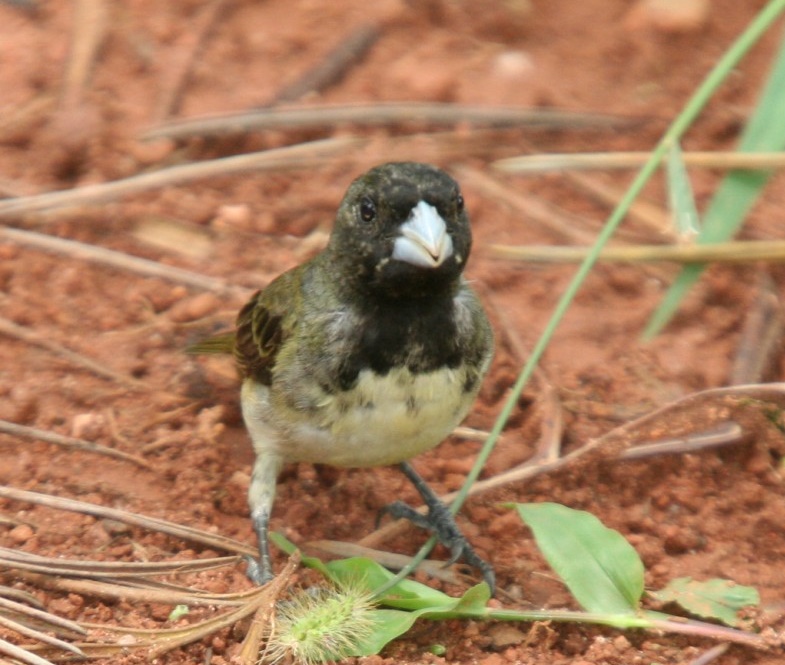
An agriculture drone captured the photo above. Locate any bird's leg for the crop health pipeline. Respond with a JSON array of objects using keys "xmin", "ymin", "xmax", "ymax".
[
  {"xmin": 245, "ymin": 452, "xmax": 283, "ymax": 585},
  {"xmin": 381, "ymin": 461, "xmax": 495, "ymax": 594}
]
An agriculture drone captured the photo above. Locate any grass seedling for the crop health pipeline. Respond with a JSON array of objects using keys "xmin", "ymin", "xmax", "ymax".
[{"xmin": 268, "ymin": 502, "xmax": 764, "ymax": 661}]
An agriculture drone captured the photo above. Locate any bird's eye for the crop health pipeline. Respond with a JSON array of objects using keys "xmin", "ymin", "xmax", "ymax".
[
  {"xmin": 359, "ymin": 197, "xmax": 376, "ymax": 222},
  {"xmin": 456, "ymin": 193, "xmax": 465, "ymax": 213}
]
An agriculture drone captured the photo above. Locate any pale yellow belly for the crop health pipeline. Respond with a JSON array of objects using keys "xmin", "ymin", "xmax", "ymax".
[{"xmin": 241, "ymin": 366, "xmax": 475, "ymax": 468}]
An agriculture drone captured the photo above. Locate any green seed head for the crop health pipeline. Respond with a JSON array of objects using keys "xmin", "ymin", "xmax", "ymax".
[{"xmin": 263, "ymin": 582, "xmax": 377, "ymax": 665}]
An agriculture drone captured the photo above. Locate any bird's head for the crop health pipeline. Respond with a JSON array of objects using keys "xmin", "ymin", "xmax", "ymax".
[{"xmin": 328, "ymin": 162, "xmax": 472, "ymax": 299}]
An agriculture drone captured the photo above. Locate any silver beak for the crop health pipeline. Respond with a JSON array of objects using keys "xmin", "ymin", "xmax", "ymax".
[{"xmin": 391, "ymin": 201, "xmax": 453, "ymax": 268}]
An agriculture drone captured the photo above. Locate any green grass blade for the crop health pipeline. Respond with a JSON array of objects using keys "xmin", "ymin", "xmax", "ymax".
[
  {"xmin": 666, "ymin": 141, "xmax": 701, "ymax": 240},
  {"xmin": 645, "ymin": 24, "xmax": 785, "ymax": 336},
  {"xmin": 512, "ymin": 503, "xmax": 644, "ymax": 614}
]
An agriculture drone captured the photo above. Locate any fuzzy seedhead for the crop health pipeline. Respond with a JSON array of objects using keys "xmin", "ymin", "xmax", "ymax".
[{"xmin": 262, "ymin": 581, "xmax": 377, "ymax": 665}]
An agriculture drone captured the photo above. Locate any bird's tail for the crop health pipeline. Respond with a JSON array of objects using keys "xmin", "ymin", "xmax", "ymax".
[{"xmin": 186, "ymin": 331, "xmax": 235, "ymax": 355}]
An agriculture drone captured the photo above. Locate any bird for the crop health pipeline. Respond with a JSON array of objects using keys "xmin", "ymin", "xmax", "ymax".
[{"xmin": 200, "ymin": 162, "xmax": 495, "ymax": 591}]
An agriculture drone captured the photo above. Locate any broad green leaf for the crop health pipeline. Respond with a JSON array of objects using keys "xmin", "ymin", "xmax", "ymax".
[
  {"xmin": 350, "ymin": 609, "xmax": 419, "ymax": 656},
  {"xmin": 511, "ymin": 503, "xmax": 644, "ymax": 614},
  {"xmin": 272, "ymin": 531, "xmax": 482, "ymax": 611},
  {"xmin": 651, "ymin": 577, "xmax": 760, "ymax": 627},
  {"xmin": 325, "ymin": 557, "xmax": 456, "ymax": 611},
  {"xmin": 646, "ymin": 27, "xmax": 785, "ymax": 336}
]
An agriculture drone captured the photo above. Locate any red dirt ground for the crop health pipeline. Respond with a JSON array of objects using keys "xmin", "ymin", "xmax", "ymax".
[{"xmin": 1, "ymin": 1, "xmax": 785, "ymax": 664}]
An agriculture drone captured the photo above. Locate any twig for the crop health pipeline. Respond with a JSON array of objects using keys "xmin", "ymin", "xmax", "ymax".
[
  {"xmin": 0, "ymin": 484, "xmax": 256, "ymax": 557},
  {"xmin": 11, "ymin": 571, "xmax": 243, "ymax": 608},
  {"xmin": 618, "ymin": 421, "xmax": 743, "ymax": 459},
  {"xmin": 0, "ymin": 227, "xmax": 242, "ymax": 295},
  {"xmin": 0, "ymin": 136, "xmax": 362, "ymax": 219},
  {"xmin": 0, "ymin": 94, "xmax": 55, "ymax": 145},
  {"xmin": 22, "ymin": 556, "xmax": 298, "ymax": 661},
  {"xmin": 481, "ymin": 287, "xmax": 563, "ymax": 463},
  {"xmin": 142, "ymin": 102, "xmax": 637, "ymax": 141},
  {"xmin": 688, "ymin": 643, "xmax": 730, "ymax": 665},
  {"xmin": 489, "ymin": 239, "xmax": 785, "ymax": 264},
  {"xmin": 61, "ymin": 0, "xmax": 108, "ymax": 111},
  {"xmin": 730, "ymin": 272, "xmax": 785, "ymax": 384},
  {"xmin": 454, "ymin": 164, "xmax": 599, "ymax": 246},
  {"xmin": 564, "ymin": 170, "xmax": 674, "ymax": 241},
  {"xmin": 0, "ymin": 420, "xmax": 152, "ymax": 470},
  {"xmin": 0, "ymin": 546, "xmax": 236, "ymax": 579},
  {"xmin": 0, "ymin": 315, "xmax": 151, "ymax": 391},
  {"xmin": 0, "ymin": 615, "xmax": 83, "ymax": 657},
  {"xmin": 147, "ymin": 554, "xmax": 296, "ymax": 659},
  {"xmin": 0, "ymin": 639, "xmax": 55, "ymax": 665},
  {"xmin": 154, "ymin": 0, "xmax": 229, "ymax": 120},
  {"xmin": 272, "ymin": 23, "xmax": 380, "ymax": 104},
  {"xmin": 0, "ymin": 595, "xmax": 85, "ymax": 637},
  {"xmin": 495, "ymin": 150, "xmax": 785, "ymax": 173}
]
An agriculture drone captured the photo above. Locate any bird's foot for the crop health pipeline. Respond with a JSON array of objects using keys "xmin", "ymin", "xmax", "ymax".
[
  {"xmin": 243, "ymin": 555, "xmax": 274, "ymax": 585},
  {"xmin": 380, "ymin": 462, "xmax": 495, "ymax": 594}
]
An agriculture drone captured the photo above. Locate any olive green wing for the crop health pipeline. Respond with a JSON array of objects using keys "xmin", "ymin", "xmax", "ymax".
[{"xmin": 234, "ymin": 269, "xmax": 302, "ymax": 386}]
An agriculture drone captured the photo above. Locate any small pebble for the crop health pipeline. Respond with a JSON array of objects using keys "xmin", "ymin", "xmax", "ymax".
[
  {"xmin": 212, "ymin": 203, "xmax": 253, "ymax": 231},
  {"xmin": 9, "ymin": 523, "xmax": 34, "ymax": 543},
  {"xmin": 71, "ymin": 412, "xmax": 106, "ymax": 440},
  {"xmin": 625, "ymin": 0, "xmax": 709, "ymax": 32},
  {"xmin": 168, "ymin": 292, "xmax": 220, "ymax": 323}
]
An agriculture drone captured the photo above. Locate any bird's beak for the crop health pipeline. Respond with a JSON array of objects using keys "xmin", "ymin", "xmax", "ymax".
[{"xmin": 392, "ymin": 201, "xmax": 454, "ymax": 268}]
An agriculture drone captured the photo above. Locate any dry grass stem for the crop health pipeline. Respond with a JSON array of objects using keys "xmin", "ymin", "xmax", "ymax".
[
  {"xmin": 619, "ymin": 421, "xmax": 743, "ymax": 459},
  {"xmin": 688, "ymin": 643, "xmax": 731, "ymax": 665},
  {"xmin": 489, "ymin": 239, "xmax": 785, "ymax": 264},
  {"xmin": 12, "ymin": 571, "xmax": 245, "ymax": 609},
  {"xmin": 0, "ymin": 136, "xmax": 362, "ymax": 219},
  {"xmin": 0, "ymin": 315, "xmax": 150, "ymax": 392},
  {"xmin": 455, "ymin": 164, "xmax": 600, "ymax": 245},
  {"xmin": 272, "ymin": 23, "xmax": 380, "ymax": 104},
  {"xmin": 495, "ymin": 151, "xmax": 785, "ymax": 173},
  {"xmin": 0, "ymin": 546, "xmax": 236, "ymax": 579},
  {"xmin": 0, "ymin": 485, "xmax": 256, "ymax": 557},
  {"xmin": 730, "ymin": 272, "xmax": 785, "ymax": 384},
  {"xmin": 0, "ymin": 420, "xmax": 152, "ymax": 469},
  {"xmin": 0, "ymin": 614, "xmax": 83, "ymax": 657},
  {"xmin": 142, "ymin": 102, "xmax": 632, "ymax": 141},
  {"xmin": 0, "ymin": 596, "xmax": 84, "ymax": 639},
  {"xmin": 564, "ymin": 170, "xmax": 674, "ymax": 241},
  {"xmin": 154, "ymin": 0, "xmax": 228, "ymax": 120},
  {"xmin": 19, "ymin": 556, "xmax": 299, "ymax": 661},
  {"xmin": 0, "ymin": 639, "xmax": 57, "ymax": 665},
  {"xmin": 483, "ymin": 287, "xmax": 563, "ymax": 462},
  {"xmin": 61, "ymin": 0, "xmax": 107, "ymax": 110},
  {"xmin": 0, "ymin": 227, "xmax": 239, "ymax": 294}
]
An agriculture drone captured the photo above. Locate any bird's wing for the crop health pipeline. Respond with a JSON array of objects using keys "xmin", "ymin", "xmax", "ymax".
[{"xmin": 234, "ymin": 270, "xmax": 301, "ymax": 386}]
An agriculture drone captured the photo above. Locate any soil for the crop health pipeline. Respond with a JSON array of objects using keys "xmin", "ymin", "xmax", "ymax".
[{"xmin": 1, "ymin": 1, "xmax": 785, "ymax": 664}]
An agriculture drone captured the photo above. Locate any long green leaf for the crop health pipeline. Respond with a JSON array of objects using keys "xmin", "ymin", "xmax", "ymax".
[
  {"xmin": 646, "ymin": 25, "xmax": 785, "ymax": 336},
  {"xmin": 512, "ymin": 503, "xmax": 644, "ymax": 614}
]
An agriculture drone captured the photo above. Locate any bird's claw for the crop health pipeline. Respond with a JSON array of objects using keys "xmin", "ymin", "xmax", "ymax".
[
  {"xmin": 243, "ymin": 555, "xmax": 273, "ymax": 586},
  {"xmin": 379, "ymin": 497, "xmax": 496, "ymax": 593}
]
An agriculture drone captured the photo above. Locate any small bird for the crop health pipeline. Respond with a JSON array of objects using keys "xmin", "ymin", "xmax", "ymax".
[{"xmin": 206, "ymin": 162, "xmax": 495, "ymax": 590}]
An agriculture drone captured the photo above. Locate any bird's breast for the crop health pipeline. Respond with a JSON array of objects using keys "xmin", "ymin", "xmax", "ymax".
[{"xmin": 242, "ymin": 364, "xmax": 477, "ymax": 468}]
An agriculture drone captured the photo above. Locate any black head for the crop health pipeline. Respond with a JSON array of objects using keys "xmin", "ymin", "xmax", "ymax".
[{"xmin": 327, "ymin": 162, "xmax": 472, "ymax": 299}]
